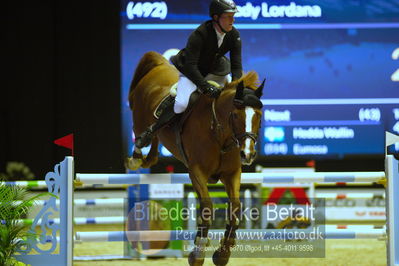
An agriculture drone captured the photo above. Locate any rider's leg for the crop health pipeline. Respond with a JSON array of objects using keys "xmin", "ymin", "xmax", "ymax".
[
  {"xmin": 134, "ymin": 99, "xmax": 177, "ymax": 149},
  {"xmin": 134, "ymin": 75, "xmax": 197, "ymax": 149},
  {"xmin": 134, "ymin": 72, "xmax": 229, "ymax": 149},
  {"xmin": 174, "ymin": 76, "xmax": 197, "ymax": 114}
]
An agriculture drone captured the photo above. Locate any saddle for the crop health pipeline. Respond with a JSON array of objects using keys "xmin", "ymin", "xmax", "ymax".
[{"xmin": 153, "ymin": 80, "xmax": 221, "ymax": 166}]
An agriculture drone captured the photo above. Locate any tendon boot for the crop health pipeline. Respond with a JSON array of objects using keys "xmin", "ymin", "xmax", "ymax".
[{"xmin": 135, "ymin": 102, "xmax": 178, "ymax": 149}]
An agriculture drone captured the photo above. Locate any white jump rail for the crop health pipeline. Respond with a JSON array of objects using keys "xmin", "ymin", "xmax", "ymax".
[
  {"xmin": 316, "ymin": 192, "xmax": 385, "ymax": 199},
  {"xmin": 75, "ymin": 228, "xmax": 386, "ymax": 242},
  {"xmin": 4, "ymin": 216, "xmax": 125, "ymax": 225},
  {"xmin": 76, "ymin": 171, "xmax": 386, "ymax": 185},
  {"xmin": 13, "ymin": 198, "xmax": 125, "ymax": 207}
]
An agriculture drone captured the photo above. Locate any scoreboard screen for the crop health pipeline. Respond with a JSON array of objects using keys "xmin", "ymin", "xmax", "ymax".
[{"xmin": 121, "ymin": 0, "xmax": 399, "ymax": 159}]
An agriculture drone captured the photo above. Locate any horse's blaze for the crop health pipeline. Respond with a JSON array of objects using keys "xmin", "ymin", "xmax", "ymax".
[{"xmin": 242, "ymin": 107, "xmax": 257, "ymax": 163}]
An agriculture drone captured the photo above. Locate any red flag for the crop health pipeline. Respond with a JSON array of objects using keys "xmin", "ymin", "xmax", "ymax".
[{"xmin": 54, "ymin": 134, "xmax": 74, "ymax": 156}]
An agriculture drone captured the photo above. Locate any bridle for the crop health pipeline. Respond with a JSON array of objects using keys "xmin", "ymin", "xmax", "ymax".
[
  {"xmin": 228, "ymin": 110, "xmax": 258, "ymax": 147},
  {"xmin": 211, "ymin": 100, "xmax": 258, "ymax": 154}
]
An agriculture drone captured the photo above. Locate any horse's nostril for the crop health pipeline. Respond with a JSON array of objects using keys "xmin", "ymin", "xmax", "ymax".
[
  {"xmin": 253, "ymin": 151, "xmax": 257, "ymax": 158},
  {"xmin": 240, "ymin": 151, "xmax": 246, "ymax": 158}
]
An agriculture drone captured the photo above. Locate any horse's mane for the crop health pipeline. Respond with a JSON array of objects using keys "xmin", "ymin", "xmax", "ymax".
[
  {"xmin": 224, "ymin": 71, "xmax": 259, "ymax": 91},
  {"xmin": 129, "ymin": 51, "xmax": 169, "ymax": 93}
]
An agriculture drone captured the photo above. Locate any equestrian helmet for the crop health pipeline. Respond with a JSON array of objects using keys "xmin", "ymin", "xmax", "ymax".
[{"xmin": 209, "ymin": 0, "xmax": 238, "ymax": 17}]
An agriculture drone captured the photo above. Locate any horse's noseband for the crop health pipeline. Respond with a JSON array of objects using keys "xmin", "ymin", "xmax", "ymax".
[
  {"xmin": 213, "ymin": 102, "xmax": 259, "ymax": 154},
  {"xmin": 229, "ymin": 112, "xmax": 258, "ymax": 148},
  {"xmin": 234, "ymin": 132, "xmax": 258, "ymax": 144}
]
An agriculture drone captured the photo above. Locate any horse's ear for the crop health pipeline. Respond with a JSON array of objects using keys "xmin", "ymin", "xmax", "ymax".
[
  {"xmin": 233, "ymin": 81, "xmax": 245, "ymax": 108},
  {"xmin": 255, "ymin": 79, "xmax": 265, "ymax": 98},
  {"xmin": 235, "ymin": 81, "xmax": 244, "ymax": 100}
]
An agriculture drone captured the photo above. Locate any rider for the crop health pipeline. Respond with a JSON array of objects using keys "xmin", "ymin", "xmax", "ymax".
[{"xmin": 134, "ymin": 0, "xmax": 243, "ymax": 149}]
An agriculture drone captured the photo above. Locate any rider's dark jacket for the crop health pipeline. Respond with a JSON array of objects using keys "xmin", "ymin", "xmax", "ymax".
[{"xmin": 171, "ymin": 20, "xmax": 242, "ymax": 88}]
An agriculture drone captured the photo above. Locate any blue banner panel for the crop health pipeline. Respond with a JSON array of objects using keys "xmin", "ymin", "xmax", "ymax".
[{"xmin": 121, "ymin": 0, "xmax": 399, "ymax": 159}]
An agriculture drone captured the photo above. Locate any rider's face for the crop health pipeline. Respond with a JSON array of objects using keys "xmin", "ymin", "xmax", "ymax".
[{"xmin": 218, "ymin": 12, "xmax": 235, "ymax": 32}]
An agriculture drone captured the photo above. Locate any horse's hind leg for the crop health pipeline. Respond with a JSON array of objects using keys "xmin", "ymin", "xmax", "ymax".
[
  {"xmin": 188, "ymin": 167, "xmax": 213, "ymax": 266},
  {"xmin": 213, "ymin": 171, "xmax": 241, "ymax": 266}
]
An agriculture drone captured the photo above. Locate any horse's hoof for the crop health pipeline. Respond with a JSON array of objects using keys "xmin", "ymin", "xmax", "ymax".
[
  {"xmin": 212, "ymin": 248, "xmax": 230, "ymax": 266},
  {"xmin": 125, "ymin": 157, "xmax": 142, "ymax": 170},
  {"xmin": 188, "ymin": 250, "xmax": 205, "ymax": 266}
]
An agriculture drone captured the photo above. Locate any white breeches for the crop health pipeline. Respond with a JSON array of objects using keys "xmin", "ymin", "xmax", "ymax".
[{"xmin": 174, "ymin": 73, "xmax": 232, "ymax": 114}]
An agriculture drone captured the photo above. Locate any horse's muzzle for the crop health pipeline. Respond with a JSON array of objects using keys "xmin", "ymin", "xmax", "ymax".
[{"xmin": 240, "ymin": 150, "xmax": 257, "ymax": 165}]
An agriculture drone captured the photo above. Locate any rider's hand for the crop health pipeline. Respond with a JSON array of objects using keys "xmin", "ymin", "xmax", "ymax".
[{"xmin": 200, "ymin": 84, "xmax": 221, "ymax": 98}]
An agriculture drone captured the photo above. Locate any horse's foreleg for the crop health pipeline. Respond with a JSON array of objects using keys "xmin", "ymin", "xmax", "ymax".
[
  {"xmin": 213, "ymin": 172, "xmax": 241, "ymax": 266},
  {"xmin": 125, "ymin": 138, "xmax": 159, "ymax": 170},
  {"xmin": 125, "ymin": 147, "xmax": 144, "ymax": 170},
  {"xmin": 188, "ymin": 169, "xmax": 213, "ymax": 266},
  {"xmin": 141, "ymin": 137, "xmax": 159, "ymax": 168}
]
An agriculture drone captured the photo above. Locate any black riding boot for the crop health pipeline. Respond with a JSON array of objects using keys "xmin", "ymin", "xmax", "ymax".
[{"xmin": 135, "ymin": 103, "xmax": 178, "ymax": 149}]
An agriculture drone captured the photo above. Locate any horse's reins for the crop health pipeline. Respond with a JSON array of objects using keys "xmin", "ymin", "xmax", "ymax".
[{"xmin": 211, "ymin": 100, "xmax": 258, "ymax": 154}]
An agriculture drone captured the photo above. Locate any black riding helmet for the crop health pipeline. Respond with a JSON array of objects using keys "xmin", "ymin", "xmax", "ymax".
[
  {"xmin": 209, "ymin": 0, "xmax": 238, "ymax": 17},
  {"xmin": 209, "ymin": 0, "xmax": 238, "ymax": 33}
]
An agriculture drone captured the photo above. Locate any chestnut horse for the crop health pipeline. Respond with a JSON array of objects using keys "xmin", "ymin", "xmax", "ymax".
[{"xmin": 126, "ymin": 51, "xmax": 264, "ymax": 266}]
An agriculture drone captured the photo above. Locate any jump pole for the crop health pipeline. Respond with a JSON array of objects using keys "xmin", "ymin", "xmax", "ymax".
[
  {"xmin": 75, "ymin": 228, "xmax": 386, "ymax": 242},
  {"xmin": 12, "ymin": 198, "xmax": 125, "ymax": 207},
  {"xmin": 76, "ymin": 171, "xmax": 385, "ymax": 185}
]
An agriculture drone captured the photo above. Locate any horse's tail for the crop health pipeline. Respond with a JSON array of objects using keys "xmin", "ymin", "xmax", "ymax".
[{"xmin": 129, "ymin": 51, "xmax": 168, "ymax": 94}]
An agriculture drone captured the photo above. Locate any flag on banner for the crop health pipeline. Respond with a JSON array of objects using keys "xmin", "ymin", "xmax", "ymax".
[
  {"xmin": 54, "ymin": 133, "xmax": 74, "ymax": 156},
  {"xmin": 386, "ymin": 131, "xmax": 399, "ymax": 147},
  {"xmin": 264, "ymin": 187, "xmax": 310, "ymax": 205}
]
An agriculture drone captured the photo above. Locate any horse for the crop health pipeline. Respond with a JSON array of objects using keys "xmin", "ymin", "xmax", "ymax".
[{"xmin": 126, "ymin": 51, "xmax": 264, "ymax": 266}]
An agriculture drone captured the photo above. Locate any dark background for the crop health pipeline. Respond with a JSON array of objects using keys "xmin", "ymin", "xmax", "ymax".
[
  {"xmin": 2, "ymin": 1, "xmax": 385, "ymax": 179},
  {"xmin": 3, "ymin": 0, "xmax": 124, "ymax": 178}
]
